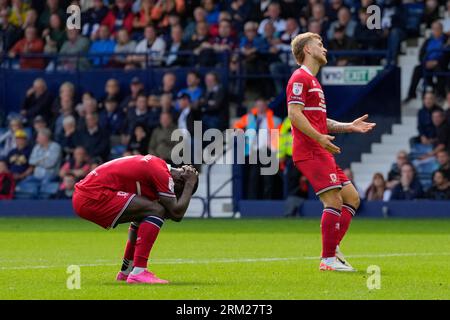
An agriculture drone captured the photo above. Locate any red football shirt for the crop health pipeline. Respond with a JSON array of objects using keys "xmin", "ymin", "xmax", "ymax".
[
  {"xmin": 75, "ymin": 155, "xmax": 176, "ymax": 200},
  {"xmin": 286, "ymin": 65, "xmax": 328, "ymax": 162}
]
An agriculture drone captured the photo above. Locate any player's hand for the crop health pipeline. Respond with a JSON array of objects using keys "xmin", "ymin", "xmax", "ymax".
[
  {"xmin": 350, "ymin": 114, "xmax": 376, "ymax": 133},
  {"xmin": 318, "ymin": 134, "xmax": 341, "ymax": 154},
  {"xmin": 181, "ymin": 165, "xmax": 198, "ymax": 184}
]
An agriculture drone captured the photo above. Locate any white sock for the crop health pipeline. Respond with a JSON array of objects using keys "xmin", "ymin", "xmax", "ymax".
[
  {"xmin": 322, "ymin": 257, "xmax": 336, "ymax": 264},
  {"xmin": 131, "ymin": 267, "xmax": 146, "ymax": 275}
]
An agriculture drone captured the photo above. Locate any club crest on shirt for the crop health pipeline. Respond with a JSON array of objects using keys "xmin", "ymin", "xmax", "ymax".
[
  {"xmin": 293, "ymin": 82, "xmax": 303, "ymax": 95},
  {"xmin": 330, "ymin": 173, "xmax": 337, "ymax": 183},
  {"xmin": 168, "ymin": 177, "xmax": 175, "ymax": 193}
]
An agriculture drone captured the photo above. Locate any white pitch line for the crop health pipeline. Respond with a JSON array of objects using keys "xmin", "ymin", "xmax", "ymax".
[{"xmin": 0, "ymin": 252, "xmax": 449, "ymax": 271}]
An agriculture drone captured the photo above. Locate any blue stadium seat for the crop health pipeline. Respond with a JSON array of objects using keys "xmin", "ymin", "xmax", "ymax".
[
  {"xmin": 39, "ymin": 182, "xmax": 60, "ymax": 199},
  {"xmin": 15, "ymin": 182, "xmax": 39, "ymax": 200}
]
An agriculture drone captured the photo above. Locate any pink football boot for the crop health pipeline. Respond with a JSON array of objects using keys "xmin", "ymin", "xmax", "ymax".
[
  {"xmin": 116, "ymin": 271, "xmax": 129, "ymax": 281},
  {"xmin": 126, "ymin": 270, "xmax": 169, "ymax": 284}
]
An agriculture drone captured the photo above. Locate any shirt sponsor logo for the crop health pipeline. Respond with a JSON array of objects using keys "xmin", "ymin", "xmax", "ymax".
[
  {"xmin": 117, "ymin": 191, "xmax": 129, "ymax": 198},
  {"xmin": 292, "ymin": 82, "xmax": 303, "ymax": 95},
  {"xmin": 330, "ymin": 173, "xmax": 338, "ymax": 183}
]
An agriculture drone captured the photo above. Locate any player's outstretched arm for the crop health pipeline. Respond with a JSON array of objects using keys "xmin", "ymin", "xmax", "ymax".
[
  {"xmin": 159, "ymin": 167, "xmax": 198, "ymax": 222},
  {"xmin": 288, "ymin": 103, "xmax": 341, "ymax": 154},
  {"xmin": 327, "ymin": 114, "xmax": 376, "ymax": 134}
]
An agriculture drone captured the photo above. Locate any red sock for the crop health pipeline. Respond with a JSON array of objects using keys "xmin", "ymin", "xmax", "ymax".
[
  {"xmin": 321, "ymin": 207, "xmax": 341, "ymax": 258},
  {"xmin": 337, "ymin": 204, "xmax": 356, "ymax": 246},
  {"xmin": 123, "ymin": 223, "xmax": 139, "ymax": 261},
  {"xmin": 133, "ymin": 216, "xmax": 164, "ymax": 268}
]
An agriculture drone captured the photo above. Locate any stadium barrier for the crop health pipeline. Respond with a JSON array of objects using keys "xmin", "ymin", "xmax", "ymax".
[{"xmin": 1, "ymin": 200, "xmax": 449, "ymax": 218}]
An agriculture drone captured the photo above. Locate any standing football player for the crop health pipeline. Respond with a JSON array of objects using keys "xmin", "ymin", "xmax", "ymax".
[
  {"xmin": 72, "ymin": 155, "xmax": 198, "ymax": 284},
  {"xmin": 287, "ymin": 33, "xmax": 376, "ymax": 271}
]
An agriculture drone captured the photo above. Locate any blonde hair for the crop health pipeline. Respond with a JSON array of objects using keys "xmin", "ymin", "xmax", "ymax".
[{"xmin": 291, "ymin": 32, "xmax": 322, "ymax": 65}]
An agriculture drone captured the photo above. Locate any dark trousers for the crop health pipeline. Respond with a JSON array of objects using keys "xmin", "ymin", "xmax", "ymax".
[{"xmin": 408, "ymin": 64, "xmax": 446, "ymax": 99}]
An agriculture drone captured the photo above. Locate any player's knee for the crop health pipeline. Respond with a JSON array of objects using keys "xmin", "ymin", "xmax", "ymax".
[
  {"xmin": 345, "ymin": 191, "xmax": 361, "ymax": 209},
  {"xmin": 322, "ymin": 192, "xmax": 343, "ymax": 209}
]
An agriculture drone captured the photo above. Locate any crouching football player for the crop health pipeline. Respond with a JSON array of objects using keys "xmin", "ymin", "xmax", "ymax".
[{"xmin": 72, "ymin": 154, "xmax": 198, "ymax": 284}]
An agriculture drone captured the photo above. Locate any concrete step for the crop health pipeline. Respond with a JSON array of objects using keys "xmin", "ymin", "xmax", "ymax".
[
  {"xmin": 392, "ymin": 124, "xmax": 416, "ymax": 135},
  {"xmin": 351, "ymin": 162, "xmax": 390, "ymax": 174},
  {"xmin": 371, "ymin": 143, "xmax": 410, "ymax": 153},
  {"xmin": 380, "ymin": 134, "xmax": 410, "ymax": 144},
  {"xmin": 361, "ymin": 153, "xmax": 396, "ymax": 164}
]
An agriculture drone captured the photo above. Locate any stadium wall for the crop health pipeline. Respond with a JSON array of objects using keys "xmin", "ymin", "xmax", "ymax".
[{"xmin": 0, "ymin": 200, "xmax": 449, "ymax": 218}]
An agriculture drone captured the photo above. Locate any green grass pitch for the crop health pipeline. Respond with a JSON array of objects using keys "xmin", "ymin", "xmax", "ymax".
[{"xmin": 0, "ymin": 217, "xmax": 449, "ymax": 300}]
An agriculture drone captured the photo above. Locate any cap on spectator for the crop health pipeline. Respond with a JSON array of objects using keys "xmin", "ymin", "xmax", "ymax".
[
  {"xmin": 15, "ymin": 130, "xmax": 27, "ymax": 139},
  {"xmin": 33, "ymin": 115, "xmax": 46, "ymax": 124},
  {"xmin": 177, "ymin": 92, "xmax": 191, "ymax": 101},
  {"xmin": 131, "ymin": 77, "xmax": 142, "ymax": 85}
]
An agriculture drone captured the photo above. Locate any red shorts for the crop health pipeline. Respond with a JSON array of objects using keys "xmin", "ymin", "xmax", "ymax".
[
  {"xmin": 72, "ymin": 186, "xmax": 136, "ymax": 229},
  {"xmin": 295, "ymin": 152, "xmax": 351, "ymax": 195}
]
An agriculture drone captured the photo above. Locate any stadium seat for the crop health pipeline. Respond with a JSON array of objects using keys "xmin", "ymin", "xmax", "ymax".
[
  {"xmin": 14, "ymin": 182, "xmax": 39, "ymax": 200},
  {"xmin": 39, "ymin": 182, "xmax": 60, "ymax": 199}
]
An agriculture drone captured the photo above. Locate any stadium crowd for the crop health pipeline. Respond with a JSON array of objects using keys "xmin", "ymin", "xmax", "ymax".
[{"xmin": 1, "ymin": 0, "xmax": 450, "ymax": 202}]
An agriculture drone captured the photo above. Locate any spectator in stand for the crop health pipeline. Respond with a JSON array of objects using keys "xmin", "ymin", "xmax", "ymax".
[
  {"xmin": 390, "ymin": 163, "xmax": 424, "ymax": 200},
  {"xmin": 112, "ymin": 28, "xmax": 136, "ymax": 68},
  {"xmin": 203, "ymin": 0, "xmax": 220, "ymax": 25},
  {"xmin": 99, "ymin": 97, "xmax": 124, "ymax": 136},
  {"xmin": 132, "ymin": 0, "xmax": 154, "ymax": 32},
  {"xmin": 147, "ymin": 94, "xmax": 162, "ymax": 133},
  {"xmin": 381, "ymin": 0, "xmax": 407, "ymax": 65},
  {"xmin": 120, "ymin": 77, "xmax": 145, "ymax": 113},
  {"xmin": 183, "ymin": 6, "xmax": 206, "ymax": 43},
  {"xmin": 353, "ymin": 7, "xmax": 384, "ymax": 64},
  {"xmin": 228, "ymin": 0, "xmax": 251, "ymax": 32},
  {"xmin": 20, "ymin": 128, "xmax": 62, "ymax": 194},
  {"xmin": 102, "ymin": 0, "xmax": 134, "ymax": 35},
  {"xmin": 424, "ymin": 0, "xmax": 440, "ymax": 29},
  {"xmin": 88, "ymin": 24, "xmax": 116, "ymax": 67},
  {"xmin": 325, "ymin": 0, "xmax": 345, "ymax": 23},
  {"xmin": 126, "ymin": 124, "xmax": 150, "ymax": 155},
  {"xmin": 131, "ymin": 24, "xmax": 166, "ymax": 68},
  {"xmin": 101, "ymin": 78, "xmax": 123, "ymax": 108},
  {"xmin": 240, "ymin": 21, "xmax": 269, "ymax": 75},
  {"xmin": 404, "ymin": 21, "xmax": 448, "ymax": 103},
  {"xmin": 153, "ymin": 71, "xmax": 178, "ymax": 99},
  {"xmin": 76, "ymin": 112, "xmax": 110, "ymax": 161},
  {"xmin": 53, "ymin": 95, "xmax": 76, "ymax": 138},
  {"xmin": 442, "ymin": 0, "xmax": 450, "ymax": 36},
  {"xmin": 233, "ymin": 99, "xmax": 281, "ymax": 199},
  {"xmin": 257, "ymin": 2, "xmax": 286, "ymax": 36},
  {"xmin": 59, "ymin": 29, "xmax": 90, "ymax": 71},
  {"xmin": 56, "ymin": 115, "xmax": 78, "ymax": 159},
  {"xmin": 189, "ymin": 21, "xmax": 213, "ymax": 65},
  {"xmin": 81, "ymin": 0, "xmax": 109, "ymax": 38},
  {"xmin": 43, "ymin": 13, "xmax": 66, "ymax": 53},
  {"xmin": 9, "ymin": 26, "xmax": 45, "ymax": 69},
  {"xmin": 365, "ymin": 172, "xmax": 388, "ymax": 201},
  {"xmin": 198, "ymin": 71, "xmax": 227, "ymax": 131},
  {"xmin": 20, "ymin": 79, "xmax": 53, "ymax": 125},
  {"xmin": 0, "ymin": 117, "xmax": 23, "ymax": 158},
  {"xmin": 38, "ymin": 0, "xmax": 65, "ymax": 30},
  {"xmin": 209, "ymin": 11, "xmax": 235, "ymax": 38},
  {"xmin": 165, "ymin": 24, "xmax": 189, "ymax": 67},
  {"xmin": 150, "ymin": 0, "xmax": 185, "ymax": 31},
  {"xmin": 425, "ymin": 169, "xmax": 450, "ymax": 200},
  {"xmin": 6, "ymin": 129, "xmax": 32, "ymax": 182},
  {"xmin": 176, "ymin": 92, "xmax": 201, "ymax": 137},
  {"xmin": 51, "ymin": 81, "xmax": 76, "ymax": 122},
  {"xmin": 309, "ymin": 3, "xmax": 329, "ymax": 40},
  {"xmin": 418, "ymin": 109, "xmax": 450, "ymax": 161},
  {"xmin": 58, "ymin": 146, "xmax": 90, "ymax": 181},
  {"xmin": 148, "ymin": 111, "xmax": 177, "ymax": 163},
  {"xmin": 413, "ymin": 92, "xmax": 442, "ymax": 146},
  {"xmin": 0, "ymin": 160, "xmax": 15, "ymax": 200},
  {"xmin": 21, "ymin": 8, "xmax": 38, "ymax": 31},
  {"xmin": 31, "ymin": 115, "xmax": 48, "ymax": 141},
  {"xmin": 54, "ymin": 173, "xmax": 76, "ymax": 199},
  {"xmin": 435, "ymin": 150, "xmax": 450, "ymax": 179},
  {"xmin": 178, "ymin": 71, "xmax": 203, "ymax": 108},
  {"xmin": 0, "ymin": 8, "xmax": 21, "ymax": 52},
  {"xmin": 328, "ymin": 24, "xmax": 359, "ymax": 66},
  {"xmin": 208, "ymin": 19, "xmax": 237, "ymax": 55},
  {"xmin": 160, "ymin": 93, "xmax": 175, "ymax": 116},
  {"xmin": 327, "ymin": 6, "xmax": 357, "ymax": 41},
  {"xmin": 8, "ymin": 0, "xmax": 29, "ymax": 28},
  {"xmin": 125, "ymin": 93, "xmax": 151, "ymax": 135},
  {"xmin": 387, "ymin": 150, "xmax": 409, "ymax": 189}
]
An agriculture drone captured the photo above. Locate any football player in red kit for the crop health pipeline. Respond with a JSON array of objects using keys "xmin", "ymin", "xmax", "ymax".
[
  {"xmin": 287, "ymin": 33, "xmax": 376, "ymax": 271},
  {"xmin": 72, "ymin": 155, "xmax": 198, "ymax": 284}
]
